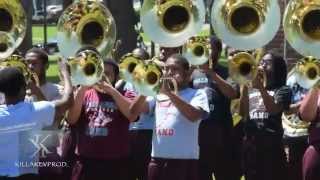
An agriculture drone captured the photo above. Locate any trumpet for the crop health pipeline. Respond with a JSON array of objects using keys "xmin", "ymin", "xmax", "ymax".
[
  {"xmin": 0, "ymin": 0, "xmax": 27, "ymax": 59},
  {"xmin": 68, "ymin": 49, "xmax": 104, "ymax": 86},
  {"xmin": 211, "ymin": 0, "xmax": 280, "ymax": 50},
  {"xmin": 119, "ymin": 53, "xmax": 144, "ymax": 84},
  {"xmin": 140, "ymin": 0, "xmax": 205, "ymax": 47},
  {"xmin": 228, "ymin": 49, "xmax": 264, "ymax": 85},
  {"xmin": 57, "ymin": 0, "xmax": 116, "ymax": 57},
  {"xmin": 283, "ymin": 0, "xmax": 320, "ymax": 58},
  {"xmin": 0, "ymin": 54, "xmax": 39, "ymax": 86},
  {"xmin": 292, "ymin": 56, "xmax": 320, "ymax": 89},
  {"xmin": 182, "ymin": 36, "xmax": 211, "ymax": 66}
]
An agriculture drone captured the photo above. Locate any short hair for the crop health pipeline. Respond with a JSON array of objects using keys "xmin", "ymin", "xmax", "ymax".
[
  {"xmin": 132, "ymin": 48, "xmax": 150, "ymax": 60},
  {"xmin": 167, "ymin": 54, "xmax": 190, "ymax": 71},
  {"xmin": 0, "ymin": 67, "xmax": 26, "ymax": 97},
  {"xmin": 26, "ymin": 47, "xmax": 49, "ymax": 65},
  {"xmin": 210, "ymin": 36, "xmax": 222, "ymax": 53},
  {"xmin": 104, "ymin": 58, "xmax": 119, "ymax": 77}
]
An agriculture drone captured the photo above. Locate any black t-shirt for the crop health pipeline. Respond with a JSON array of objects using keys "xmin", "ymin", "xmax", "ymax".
[
  {"xmin": 191, "ymin": 65, "xmax": 238, "ymax": 130},
  {"xmin": 245, "ymin": 86, "xmax": 292, "ymax": 136}
]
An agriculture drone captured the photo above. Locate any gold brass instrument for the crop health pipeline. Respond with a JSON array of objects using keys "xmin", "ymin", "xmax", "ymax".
[
  {"xmin": 0, "ymin": 55, "xmax": 39, "ymax": 86},
  {"xmin": 283, "ymin": 0, "xmax": 320, "ymax": 58},
  {"xmin": 293, "ymin": 56, "xmax": 320, "ymax": 89},
  {"xmin": 211, "ymin": 0, "xmax": 280, "ymax": 50},
  {"xmin": 68, "ymin": 49, "xmax": 104, "ymax": 86},
  {"xmin": 182, "ymin": 36, "xmax": 211, "ymax": 66},
  {"xmin": 0, "ymin": 0, "xmax": 27, "ymax": 59},
  {"xmin": 228, "ymin": 49, "xmax": 264, "ymax": 85},
  {"xmin": 140, "ymin": 0, "xmax": 205, "ymax": 47},
  {"xmin": 132, "ymin": 59, "xmax": 163, "ymax": 97},
  {"xmin": 57, "ymin": 0, "xmax": 116, "ymax": 57},
  {"xmin": 119, "ymin": 53, "xmax": 144, "ymax": 84}
]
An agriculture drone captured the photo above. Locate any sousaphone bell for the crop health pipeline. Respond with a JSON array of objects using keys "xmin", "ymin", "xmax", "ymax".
[
  {"xmin": 182, "ymin": 36, "xmax": 211, "ymax": 66},
  {"xmin": 211, "ymin": 0, "xmax": 280, "ymax": 50},
  {"xmin": 283, "ymin": 0, "xmax": 320, "ymax": 58},
  {"xmin": 57, "ymin": 0, "xmax": 116, "ymax": 57},
  {"xmin": 140, "ymin": 0, "xmax": 205, "ymax": 47},
  {"xmin": 0, "ymin": 0, "xmax": 26, "ymax": 59}
]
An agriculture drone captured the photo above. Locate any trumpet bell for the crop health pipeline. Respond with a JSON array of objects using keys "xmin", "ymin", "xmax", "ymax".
[
  {"xmin": 119, "ymin": 53, "xmax": 144, "ymax": 84},
  {"xmin": 229, "ymin": 52, "xmax": 258, "ymax": 84},
  {"xmin": 283, "ymin": 0, "xmax": 320, "ymax": 58},
  {"xmin": 211, "ymin": 0, "xmax": 280, "ymax": 50},
  {"xmin": 140, "ymin": 0, "xmax": 205, "ymax": 47},
  {"xmin": 0, "ymin": 0, "xmax": 26, "ymax": 60},
  {"xmin": 182, "ymin": 36, "xmax": 211, "ymax": 66},
  {"xmin": 132, "ymin": 61, "xmax": 162, "ymax": 97},
  {"xmin": 294, "ymin": 56, "xmax": 320, "ymax": 89},
  {"xmin": 57, "ymin": 0, "xmax": 116, "ymax": 57},
  {"xmin": 68, "ymin": 49, "xmax": 104, "ymax": 86}
]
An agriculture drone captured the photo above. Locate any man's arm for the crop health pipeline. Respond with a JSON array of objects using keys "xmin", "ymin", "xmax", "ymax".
[
  {"xmin": 299, "ymin": 88, "xmax": 319, "ymax": 122},
  {"xmin": 166, "ymin": 90, "xmax": 208, "ymax": 122},
  {"xmin": 210, "ymin": 71, "xmax": 239, "ymax": 99},
  {"xmin": 51, "ymin": 61, "xmax": 74, "ymax": 126},
  {"xmin": 284, "ymin": 102, "xmax": 301, "ymax": 115},
  {"xmin": 129, "ymin": 95, "xmax": 150, "ymax": 116},
  {"xmin": 66, "ymin": 86, "xmax": 88, "ymax": 125}
]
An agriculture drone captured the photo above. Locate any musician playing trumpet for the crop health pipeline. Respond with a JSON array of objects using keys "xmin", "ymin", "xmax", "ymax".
[
  {"xmin": 239, "ymin": 51, "xmax": 291, "ymax": 180},
  {"xmin": 130, "ymin": 54, "xmax": 209, "ymax": 180}
]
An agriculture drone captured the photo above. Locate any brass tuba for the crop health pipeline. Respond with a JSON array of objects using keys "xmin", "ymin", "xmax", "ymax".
[
  {"xmin": 292, "ymin": 56, "xmax": 320, "ymax": 89},
  {"xmin": 228, "ymin": 49, "xmax": 264, "ymax": 85},
  {"xmin": 57, "ymin": 0, "xmax": 116, "ymax": 57},
  {"xmin": 140, "ymin": 0, "xmax": 205, "ymax": 47},
  {"xmin": 0, "ymin": 54, "xmax": 39, "ymax": 85},
  {"xmin": 182, "ymin": 36, "xmax": 211, "ymax": 66},
  {"xmin": 68, "ymin": 49, "xmax": 104, "ymax": 86},
  {"xmin": 0, "ymin": 0, "xmax": 26, "ymax": 59},
  {"xmin": 211, "ymin": 0, "xmax": 280, "ymax": 50},
  {"xmin": 283, "ymin": 0, "xmax": 320, "ymax": 58}
]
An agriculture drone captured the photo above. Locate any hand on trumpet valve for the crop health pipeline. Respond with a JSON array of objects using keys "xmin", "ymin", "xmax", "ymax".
[{"xmin": 159, "ymin": 78, "xmax": 174, "ymax": 96}]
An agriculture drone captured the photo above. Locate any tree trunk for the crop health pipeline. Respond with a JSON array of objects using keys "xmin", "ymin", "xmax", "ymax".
[{"xmin": 103, "ymin": 0, "xmax": 138, "ymax": 60}]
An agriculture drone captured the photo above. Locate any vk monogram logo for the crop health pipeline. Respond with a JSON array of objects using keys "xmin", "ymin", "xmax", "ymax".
[{"xmin": 29, "ymin": 134, "xmax": 52, "ymax": 158}]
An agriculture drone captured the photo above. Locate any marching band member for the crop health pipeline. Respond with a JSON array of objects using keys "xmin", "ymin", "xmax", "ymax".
[
  {"xmin": 67, "ymin": 48, "xmax": 138, "ymax": 180},
  {"xmin": 239, "ymin": 51, "xmax": 291, "ymax": 180},
  {"xmin": 130, "ymin": 54, "xmax": 209, "ymax": 180},
  {"xmin": 283, "ymin": 67, "xmax": 310, "ymax": 180},
  {"xmin": 191, "ymin": 37, "xmax": 240, "ymax": 180},
  {"xmin": 0, "ymin": 60, "xmax": 73, "ymax": 179},
  {"xmin": 127, "ymin": 48, "xmax": 154, "ymax": 180},
  {"xmin": 299, "ymin": 79, "xmax": 320, "ymax": 180},
  {"xmin": 25, "ymin": 48, "xmax": 63, "ymax": 102}
]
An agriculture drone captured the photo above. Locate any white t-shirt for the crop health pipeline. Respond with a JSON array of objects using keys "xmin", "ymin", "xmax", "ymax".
[
  {"xmin": 0, "ymin": 101, "xmax": 55, "ymax": 177},
  {"xmin": 26, "ymin": 82, "xmax": 63, "ymax": 102},
  {"xmin": 148, "ymin": 88, "xmax": 209, "ymax": 159}
]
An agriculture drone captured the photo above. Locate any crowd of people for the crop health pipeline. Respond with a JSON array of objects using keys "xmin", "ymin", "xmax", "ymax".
[{"xmin": 1, "ymin": 35, "xmax": 320, "ymax": 180}]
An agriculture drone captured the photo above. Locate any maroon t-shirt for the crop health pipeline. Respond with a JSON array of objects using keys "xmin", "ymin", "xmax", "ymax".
[
  {"xmin": 75, "ymin": 88, "xmax": 135, "ymax": 159},
  {"xmin": 308, "ymin": 107, "xmax": 320, "ymax": 145}
]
